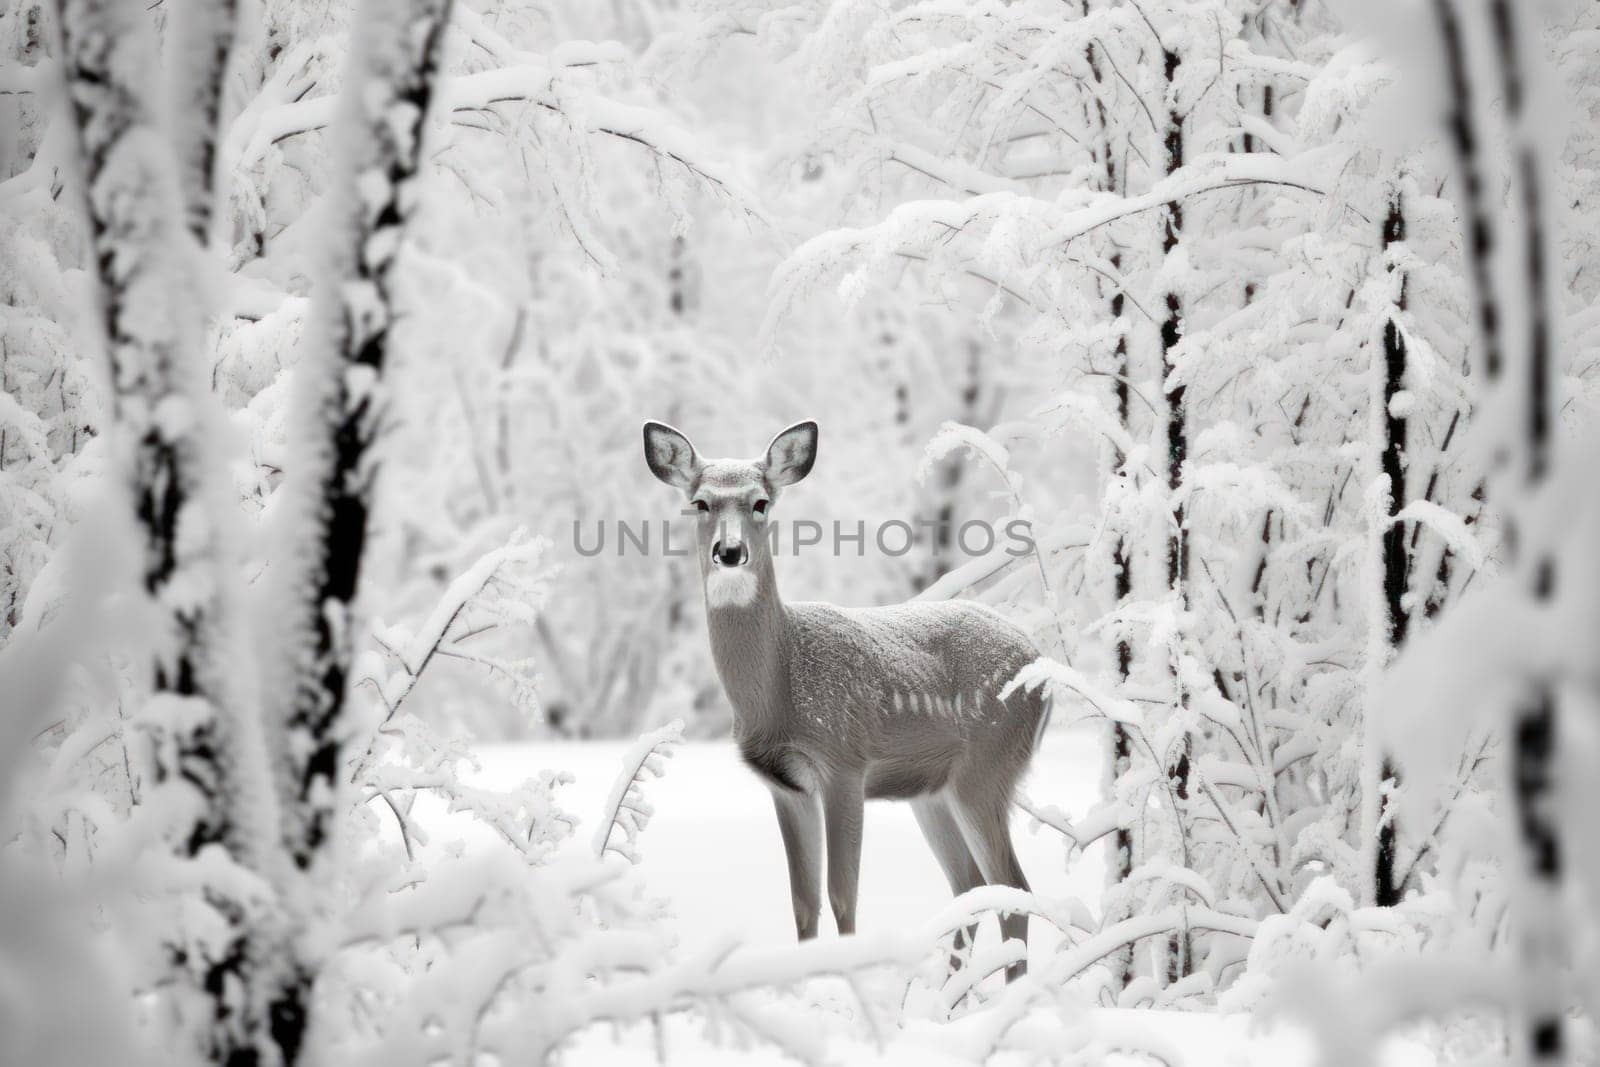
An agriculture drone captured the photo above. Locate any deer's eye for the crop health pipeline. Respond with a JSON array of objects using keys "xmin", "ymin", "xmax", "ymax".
[
  {"xmin": 752, "ymin": 499, "xmax": 769, "ymax": 516},
  {"xmin": 693, "ymin": 500, "xmax": 710, "ymax": 513}
]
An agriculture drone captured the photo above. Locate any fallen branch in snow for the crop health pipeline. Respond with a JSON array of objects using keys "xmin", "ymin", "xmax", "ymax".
[{"xmin": 594, "ymin": 719, "xmax": 685, "ymax": 863}]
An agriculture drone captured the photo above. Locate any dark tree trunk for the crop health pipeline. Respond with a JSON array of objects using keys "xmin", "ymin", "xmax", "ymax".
[
  {"xmin": 1108, "ymin": 327, "xmax": 1136, "ymax": 988},
  {"xmin": 1159, "ymin": 40, "xmax": 1193, "ymax": 986},
  {"xmin": 1374, "ymin": 188, "xmax": 1410, "ymax": 907}
]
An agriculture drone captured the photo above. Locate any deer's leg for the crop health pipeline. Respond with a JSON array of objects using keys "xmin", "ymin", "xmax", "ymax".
[
  {"xmin": 772, "ymin": 789, "xmax": 822, "ymax": 940},
  {"xmin": 951, "ymin": 787, "xmax": 1031, "ymax": 981},
  {"xmin": 822, "ymin": 775, "xmax": 865, "ymax": 936},
  {"xmin": 911, "ymin": 796, "xmax": 984, "ymax": 970}
]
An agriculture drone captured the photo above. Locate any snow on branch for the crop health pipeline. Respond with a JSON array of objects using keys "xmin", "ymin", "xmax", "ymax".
[
  {"xmin": 1037, "ymin": 390, "xmax": 1136, "ymax": 460},
  {"xmin": 1391, "ymin": 499, "xmax": 1483, "ymax": 571},
  {"xmin": 909, "ymin": 526, "xmax": 1090, "ymax": 605},
  {"xmin": 441, "ymin": 71, "xmax": 770, "ymax": 226},
  {"xmin": 593, "ymin": 719, "xmax": 684, "ymax": 863},
  {"xmin": 352, "ymin": 532, "xmax": 549, "ymax": 819},
  {"xmin": 221, "ymin": 36, "xmax": 333, "ymax": 183},
  {"xmin": 919, "ymin": 421, "xmax": 1013, "ymax": 487},
  {"xmin": 763, "ymin": 152, "xmax": 1327, "ymax": 342},
  {"xmin": 367, "ymin": 532, "xmax": 547, "ymax": 705},
  {"xmin": 231, "ymin": 47, "xmax": 769, "ymax": 230},
  {"xmin": 951, "ymin": 907, "xmax": 1258, "ymax": 1061},
  {"xmin": 1010, "ymin": 655, "xmax": 1291, "ymax": 911},
  {"xmin": 1015, "ymin": 793, "xmax": 1134, "ymax": 854},
  {"xmin": 1004, "ymin": 657, "xmax": 1147, "ymax": 728}
]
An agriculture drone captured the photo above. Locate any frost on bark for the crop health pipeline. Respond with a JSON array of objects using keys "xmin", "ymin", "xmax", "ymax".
[
  {"xmin": 1431, "ymin": 0, "xmax": 1564, "ymax": 1058},
  {"xmin": 55, "ymin": 0, "xmax": 276, "ymax": 1061},
  {"xmin": 269, "ymin": 0, "xmax": 454, "ymax": 1058}
]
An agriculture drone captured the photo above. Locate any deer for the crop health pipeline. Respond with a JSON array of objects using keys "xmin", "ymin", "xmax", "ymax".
[{"xmin": 643, "ymin": 418, "xmax": 1048, "ymax": 980}]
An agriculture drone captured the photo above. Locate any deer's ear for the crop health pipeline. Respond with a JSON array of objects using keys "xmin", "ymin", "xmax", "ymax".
[
  {"xmin": 764, "ymin": 420, "xmax": 818, "ymax": 487},
  {"xmin": 643, "ymin": 421, "xmax": 700, "ymax": 489}
]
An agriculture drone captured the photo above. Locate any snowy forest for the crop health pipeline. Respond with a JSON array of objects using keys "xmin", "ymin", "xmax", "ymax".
[{"xmin": 2, "ymin": 0, "xmax": 1598, "ymax": 1063}]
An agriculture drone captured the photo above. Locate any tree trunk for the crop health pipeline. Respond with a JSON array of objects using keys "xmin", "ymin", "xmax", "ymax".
[
  {"xmin": 1086, "ymin": 21, "xmax": 1136, "ymax": 992},
  {"xmin": 1373, "ymin": 186, "xmax": 1409, "ymax": 907},
  {"xmin": 1159, "ymin": 39, "xmax": 1193, "ymax": 986},
  {"xmin": 55, "ymin": 0, "xmax": 280, "ymax": 1060},
  {"xmin": 1431, "ymin": 0, "xmax": 1564, "ymax": 1058},
  {"xmin": 269, "ymin": 0, "xmax": 455, "ymax": 1059}
]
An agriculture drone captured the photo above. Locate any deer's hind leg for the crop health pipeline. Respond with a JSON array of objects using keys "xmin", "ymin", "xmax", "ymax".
[
  {"xmin": 911, "ymin": 795, "xmax": 984, "ymax": 970},
  {"xmin": 949, "ymin": 782, "xmax": 1032, "ymax": 981},
  {"xmin": 772, "ymin": 789, "xmax": 823, "ymax": 940}
]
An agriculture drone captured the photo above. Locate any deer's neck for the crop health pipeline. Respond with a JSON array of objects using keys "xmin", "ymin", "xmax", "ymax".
[{"xmin": 704, "ymin": 557, "xmax": 788, "ymax": 736}]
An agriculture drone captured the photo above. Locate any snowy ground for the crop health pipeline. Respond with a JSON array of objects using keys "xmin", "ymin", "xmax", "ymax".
[
  {"xmin": 408, "ymin": 725, "xmax": 1435, "ymax": 1066},
  {"xmin": 468, "ymin": 724, "xmax": 1107, "ymax": 955}
]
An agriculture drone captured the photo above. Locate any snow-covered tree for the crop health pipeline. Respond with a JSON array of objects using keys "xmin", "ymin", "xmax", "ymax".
[{"xmin": 54, "ymin": 0, "xmax": 285, "ymax": 1057}]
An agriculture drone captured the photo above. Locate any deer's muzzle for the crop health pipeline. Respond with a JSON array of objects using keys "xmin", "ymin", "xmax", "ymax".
[{"xmin": 711, "ymin": 539, "xmax": 750, "ymax": 567}]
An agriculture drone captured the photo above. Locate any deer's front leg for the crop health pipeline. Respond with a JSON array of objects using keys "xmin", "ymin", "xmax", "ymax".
[
  {"xmin": 772, "ymin": 789, "xmax": 822, "ymax": 940},
  {"xmin": 822, "ymin": 775, "xmax": 865, "ymax": 936}
]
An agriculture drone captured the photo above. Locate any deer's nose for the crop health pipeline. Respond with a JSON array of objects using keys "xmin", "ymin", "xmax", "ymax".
[{"xmin": 711, "ymin": 539, "xmax": 749, "ymax": 567}]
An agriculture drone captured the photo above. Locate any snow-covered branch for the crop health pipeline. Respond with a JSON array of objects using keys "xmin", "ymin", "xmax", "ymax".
[{"xmin": 594, "ymin": 719, "xmax": 684, "ymax": 863}]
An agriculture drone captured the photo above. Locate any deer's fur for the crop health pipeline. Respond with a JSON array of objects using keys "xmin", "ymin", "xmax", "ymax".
[{"xmin": 644, "ymin": 419, "xmax": 1045, "ymax": 979}]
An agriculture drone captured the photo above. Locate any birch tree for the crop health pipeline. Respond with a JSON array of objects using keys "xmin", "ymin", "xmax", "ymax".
[
  {"xmin": 263, "ymin": 0, "xmax": 454, "ymax": 1059},
  {"xmin": 54, "ymin": 0, "xmax": 283, "ymax": 1060}
]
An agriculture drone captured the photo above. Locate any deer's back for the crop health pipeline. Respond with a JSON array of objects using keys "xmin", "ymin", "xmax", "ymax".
[{"xmin": 777, "ymin": 600, "xmax": 1045, "ymax": 799}]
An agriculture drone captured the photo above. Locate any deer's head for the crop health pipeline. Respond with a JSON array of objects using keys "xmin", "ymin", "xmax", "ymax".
[{"xmin": 643, "ymin": 420, "xmax": 818, "ymax": 607}]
